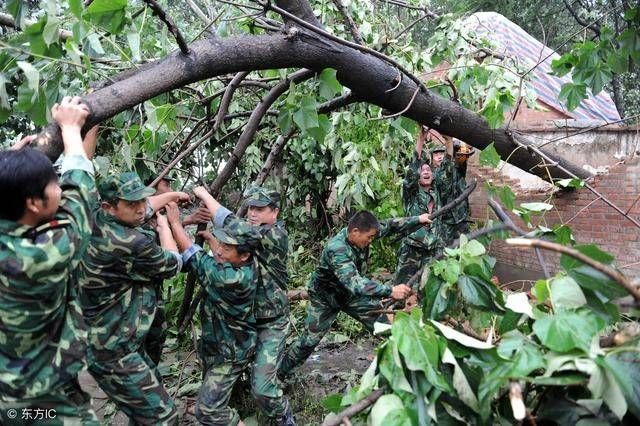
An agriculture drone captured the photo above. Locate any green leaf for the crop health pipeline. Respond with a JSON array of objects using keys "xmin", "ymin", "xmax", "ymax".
[
  {"xmin": 7, "ymin": 0, "xmax": 27, "ymax": 29},
  {"xmin": 533, "ymin": 310, "xmax": 604, "ymax": 353},
  {"xmin": 434, "ymin": 259, "xmax": 461, "ymax": 284},
  {"xmin": 457, "ymin": 274, "xmax": 505, "ymax": 313},
  {"xmin": 550, "ymin": 54, "xmax": 577, "ymax": 77},
  {"xmin": 379, "ymin": 341, "xmax": 413, "ymax": 393},
  {"xmin": 84, "ymin": 0, "xmax": 128, "ymax": 34},
  {"xmin": 486, "ymin": 182, "xmax": 515, "ymax": 211},
  {"xmin": 549, "ymin": 276, "xmax": 587, "ymax": 310},
  {"xmin": 422, "ymin": 273, "xmax": 455, "ymax": 320},
  {"xmin": 558, "ymin": 82, "xmax": 588, "ymax": 111},
  {"xmin": 589, "ymin": 359, "xmax": 627, "ymax": 419},
  {"xmin": 525, "ymin": 373, "xmax": 587, "ymax": 386},
  {"xmin": 478, "ymin": 142, "xmax": 501, "ymax": 168},
  {"xmin": 520, "ymin": 202, "xmax": 553, "ymax": 212},
  {"xmin": 553, "ymin": 224, "xmax": 574, "ymax": 245},
  {"xmin": 293, "ymin": 96, "xmax": 318, "ymax": 132},
  {"xmin": 618, "ymin": 27, "xmax": 640, "ymax": 64},
  {"xmin": 532, "ymin": 279, "xmax": 550, "ymax": 303},
  {"xmin": 442, "ymin": 348, "xmax": 479, "ymax": 412},
  {"xmin": 322, "ymin": 394, "xmax": 344, "ymax": 413},
  {"xmin": 277, "ymin": 108, "xmax": 293, "ymax": 133},
  {"xmin": 318, "ymin": 68, "xmax": 342, "ymax": 100},
  {"xmin": 127, "ymin": 28, "xmax": 141, "ymax": 62},
  {"xmin": 43, "ymin": 15, "xmax": 60, "ymax": 46},
  {"xmin": 603, "ymin": 350, "xmax": 640, "ymax": 418},
  {"xmin": 561, "ymin": 244, "xmax": 614, "ymax": 268},
  {"xmin": 462, "ymin": 239, "xmax": 486, "ymax": 257},
  {"xmin": 17, "ymin": 61, "xmax": 40, "ymax": 91},
  {"xmin": 0, "ymin": 73, "xmax": 10, "ymax": 110},
  {"xmin": 370, "ymin": 394, "xmax": 408, "ymax": 426},
  {"xmin": 69, "ymin": 0, "xmax": 83, "ymax": 19},
  {"xmin": 556, "ymin": 178, "xmax": 585, "ymax": 189},
  {"xmin": 307, "ymin": 114, "xmax": 331, "ymax": 143}
]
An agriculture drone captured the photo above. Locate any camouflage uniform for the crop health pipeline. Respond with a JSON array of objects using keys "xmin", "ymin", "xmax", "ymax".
[
  {"xmin": 394, "ymin": 151, "xmax": 443, "ymax": 287},
  {"xmin": 434, "ymin": 154, "xmax": 470, "ymax": 245},
  {"xmin": 280, "ymin": 217, "xmax": 424, "ymax": 372},
  {"xmin": 78, "ymin": 173, "xmax": 181, "ymax": 425},
  {"xmin": 183, "ymin": 225, "xmax": 259, "ymax": 426},
  {"xmin": 213, "ymin": 186, "xmax": 293, "ymax": 424},
  {"xmin": 0, "ymin": 155, "xmax": 99, "ymax": 425}
]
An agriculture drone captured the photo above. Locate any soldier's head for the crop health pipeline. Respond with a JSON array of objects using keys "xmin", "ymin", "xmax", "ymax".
[
  {"xmin": 419, "ymin": 163, "xmax": 433, "ymax": 188},
  {"xmin": 347, "ymin": 210, "xmax": 379, "ymax": 248},
  {"xmin": 0, "ymin": 148, "xmax": 61, "ymax": 224},
  {"xmin": 454, "ymin": 139, "xmax": 475, "ymax": 167},
  {"xmin": 99, "ymin": 172, "xmax": 155, "ymax": 227},
  {"xmin": 243, "ymin": 186, "xmax": 280, "ymax": 226},
  {"xmin": 212, "ymin": 223, "xmax": 260, "ymax": 266},
  {"xmin": 430, "ymin": 145, "xmax": 446, "ymax": 169},
  {"xmin": 146, "ymin": 175, "xmax": 174, "ymax": 195}
]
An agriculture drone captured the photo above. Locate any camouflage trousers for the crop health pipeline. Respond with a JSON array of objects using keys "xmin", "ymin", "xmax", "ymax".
[
  {"xmin": 394, "ymin": 242, "xmax": 435, "ymax": 288},
  {"xmin": 279, "ymin": 286, "xmax": 387, "ymax": 373},
  {"xmin": 195, "ymin": 360, "xmax": 248, "ymax": 426},
  {"xmin": 144, "ymin": 298, "xmax": 167, "ymax": 366},
  {"xmin": 88, "ymin": 351, "xmax": 177, "ymax": 425},
  {"xmin": 441, "ymin": 221, "xmax": 470, "ymax": 246},
  {"xmin": 251, "ymin": 315, "xmax": 291, "ymax": 421},
  {"xmin": 0, "ymin": 379, "xmax": 98, "ymax": 426}
]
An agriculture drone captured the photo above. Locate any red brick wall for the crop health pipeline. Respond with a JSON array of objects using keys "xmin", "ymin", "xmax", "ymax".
[{"xmin": 468, "ymin": 158, "xmax": 640, "ymax": 280}]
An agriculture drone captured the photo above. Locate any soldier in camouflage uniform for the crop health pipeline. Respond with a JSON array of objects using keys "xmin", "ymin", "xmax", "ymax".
[
  {"xmin": 193, "ymin": 185, "xmax": 295, "ymax": 425},
  {"xmin": 0, "ymin": 97, "xmax": 99, "ymax": 425},
  {"xmin": 78, "ymin": 172, "xmax": 189, "ymax": 425},
  {"xmin": 434, "ymin": 138, "xmax": 475, "ymax": 245},
  {"xmin": 279, "ymin": 210, "xmax": 431, "ymax": 373},
  {"xmin": 394, "ymin": 128, "xmax": 445, "ymax": 287},
  {"xmin": 166, "ymin": 202, "xmax": 261, "ymax": 425}
]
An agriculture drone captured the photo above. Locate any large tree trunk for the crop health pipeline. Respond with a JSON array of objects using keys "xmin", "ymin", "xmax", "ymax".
[{"xmin": 31, "ymin": 1, "xmax": 589, "ymax": 182}]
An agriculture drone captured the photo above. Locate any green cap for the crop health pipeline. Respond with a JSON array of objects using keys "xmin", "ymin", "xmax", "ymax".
[
  {"xmin": 430, "ymin": 145, "xmax": 446, "ymax": 154},
  {"xmin": 212, "ymin": 222, "xmax": 261, "ymax": 247},
  {"xmin": 98, "ymin": 172, "xmax": 156, "ymax": 201},
  {"xmin": 243, "ymin": 186, "xmax": 280, "ymax": 207}
]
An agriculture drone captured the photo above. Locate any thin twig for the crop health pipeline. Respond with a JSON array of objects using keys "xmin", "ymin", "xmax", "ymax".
[
  {"xmin": 331, "ymin": 0, "xmax": 365, "ymax": 45},
  {"xmin": 505, "ymin": 238, "xmax": 640, "ymax": 301},
  {"xmin": 142, "ymin": 0, "xmax": 190, "ymax": 55},
  {"xmin": 322, "ymin": 387, "xmax": 387, "ymax": 426},
  {"xmin": 371, "ymin": 85, "xmax": 420, "ymax": 120}
]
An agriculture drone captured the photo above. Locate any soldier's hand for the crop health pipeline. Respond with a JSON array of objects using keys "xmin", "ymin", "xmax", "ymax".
[
  {"xmin": 418, "ymin": 213, "xmax": 432, "ymax": 224},
  {"xmin": 197, "ymin": 230, "xmax": 217, "ymax": 250},
  {"xmin": 52, "ymin": 96, "xmax": 90, "ymax": 129},
  {"xmin": 173, "ymin": 191, "xmax": 191, "ymax": 204},
  {"xmin": 155, "ymin": 212, "xmax": 169, "ymax": 230},
  {"xmin": 183, "ymin": 207, "xmax": 213, "ymax": 225},
  {"xmin": 391, "ymin": 284, "xmax": 412, "ymax": 300},
  {"xmin": 10, "ymin": 134, "xmax": 37, "ymax": 150},
  {"xmin": 165, "ymin": 202, "xmax": 181, "ymax": 224},
  {"xmin": 193, "ymin": 186, "xmax": 210, "ymax": 200}
]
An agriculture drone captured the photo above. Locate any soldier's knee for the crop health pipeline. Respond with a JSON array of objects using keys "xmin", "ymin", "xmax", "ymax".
[{"xmin": 195, "ymin": 404, "xmax": 240, "ymax": 426}]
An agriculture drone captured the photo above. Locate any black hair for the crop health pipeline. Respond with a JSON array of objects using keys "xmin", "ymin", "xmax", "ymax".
[
  {"xmin": 347, "ymin": 210, "xmax": 380, "ymax": 232},
  {"xmin": 235, "ymin": 244, "xmax": 252, "ymax": 256},
  {"xmin": 0, "ymin": 148, "xmax": 58, "ymax": 221}
]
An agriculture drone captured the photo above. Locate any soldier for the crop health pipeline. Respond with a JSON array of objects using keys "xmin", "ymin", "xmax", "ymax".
[
  {"xmin": 279, "ymin": 210, "xmax": 431, "ymax": 374},
  {"xmin": 192, "ymin": 185, "xmax": 295, "ymax": 426},
  {"xmin": 165, "ymin": 202, "xmax": 261, "ymax": 426},
  {"xmin": 394, "ymin": 127, "xmax": 445, "ymax": 288},
  {"xmin": 435, "ymin": 137, "xmax": 475, "ymax": 244},
  {"xmin": 78, "ymin": 172, "xmax": 189, "ymax": 425},
  {"xmin": 0, "ymin": 97, "xmax": 99, "ymax": 424}
]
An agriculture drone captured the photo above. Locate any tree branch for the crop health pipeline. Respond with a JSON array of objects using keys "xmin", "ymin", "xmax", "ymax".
[
  {"xmin": 322, "ymin": 387, "xmax": 387, "ymax": 426},
  {"xmin": 331, "ymin": 0, "xmax": 365, "ymax": 45},
  {"xmin": 505, "ymin": 238, "xmax": 640, "ymax": 301},
  {"xmin": 142, "ymin": 0, "xmax": 191, "ymax": 55}
]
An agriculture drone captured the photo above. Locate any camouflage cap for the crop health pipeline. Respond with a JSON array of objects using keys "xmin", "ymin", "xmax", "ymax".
[
  {"xmin": 98, "ymin": 172, "xmax": 156, "ymax": 201},
  {"xmin": 243, "ymin": 186, "xmax": 280, "ymax": 207},
  {"xmin": 430, "ymin": 145, "xmax": 446, "ymax": 154},
  {"xmin": 212, "ymin": 222, "xmax": 261, "ymax": 247}
]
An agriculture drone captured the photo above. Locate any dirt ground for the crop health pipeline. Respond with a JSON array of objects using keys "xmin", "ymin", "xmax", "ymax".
[{"xmin": 79, "ymin": 337, "xmax": 379, "ymax": 425}]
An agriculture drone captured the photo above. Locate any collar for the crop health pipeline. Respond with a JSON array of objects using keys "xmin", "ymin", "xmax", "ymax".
[{"xmin": 0, "ymin": 218, "xmax": 33, "ymax": 237}]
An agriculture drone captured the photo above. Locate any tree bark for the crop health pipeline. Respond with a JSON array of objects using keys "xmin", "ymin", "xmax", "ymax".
[{"xmin": 30, "ymin": 5, "xmax": 589, "ymax": 182}]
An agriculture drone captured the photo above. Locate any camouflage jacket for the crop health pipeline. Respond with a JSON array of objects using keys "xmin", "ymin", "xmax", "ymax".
[
  {"xmin": 401, "ymin": 152, "xmax": 442, "ymax": 249},
  {"xmin": 0, "ymin": 156, "xmax": 97, "ymax": 399},
  {"xmin": 183, "ymin": 246, "xmax": 257, "ymax": 363},
  {"xmin": 78, "ymin": 208, "xmax": 181, "ymax": 361},
  {"xmin": 309, "ymin": 217, "xmax": 423, "ymax": 298},
  {"xmin": 215, "ymin": 208, "xmax": 289, "ymax": 319},
  {"xmin": 434, "ymin": 156, "xmax": 469, "ymax": 225}
]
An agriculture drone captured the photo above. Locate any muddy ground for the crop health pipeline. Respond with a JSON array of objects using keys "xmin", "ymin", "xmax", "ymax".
[{"xmin": 80, "ymin": 337, "xmax": 379, "ymax": 425}]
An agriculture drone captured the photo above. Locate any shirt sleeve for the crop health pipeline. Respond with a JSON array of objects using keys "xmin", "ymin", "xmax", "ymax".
[
  {"xmin": 377, "ymin": 216, "xmax": 424, "ymax": 239},
  {"xmin": 402, "ymin": 152, "xmax": 421, "ymax": 202},
  {"xmin": 130, "ymin": 235, "xmax": 180, "ymax": 280},
  {"xmin": 185, "ymin": 250, "xmax": 252, "ymax": 301},
  {"xmin": 327, "ymin": 247, "xmax": 391, "ymax": 297}
]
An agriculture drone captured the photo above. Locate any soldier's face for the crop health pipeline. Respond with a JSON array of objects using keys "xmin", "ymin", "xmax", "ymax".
[
  {"xmin": 431, "ymin": 152, "xmax": 444, "ymax": 168},
  {"xmin": 28, "ymin": 180, "xmax": 62, "ymax": 221},
  {"xmin": 247, "ymin": 205, "xmax": 278, "ymax": 225},
  {"xmin": 419, "ymin": 164, "xmax": 433, "ymax": 187},
  {"xmin": 155, "ymin": 179, "xmax": 172, "ymax": 194},
  {"xmin": 455, "ymin": 153, "xmax": 469, "ymax": 167},
  {"xmin": 215, "ymin": 242, "xmax": 249, "ymax": 266},
  {"xmin": 104, "ymin": 199, "xmax": 147, "ymax": 226},
  {"xmin": 348, "ymin": 228, "xmax": 378, "ymax": 248}
]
